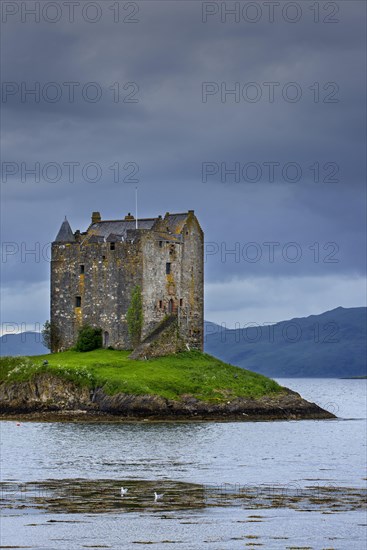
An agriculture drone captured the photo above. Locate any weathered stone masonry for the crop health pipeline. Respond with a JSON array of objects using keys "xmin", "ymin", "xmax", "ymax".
[{"xmin": 51, "ymin": 211, "xmax": 204, "ymax": 353}]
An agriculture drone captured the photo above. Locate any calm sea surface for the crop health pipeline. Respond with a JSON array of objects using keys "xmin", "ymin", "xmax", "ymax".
[{"xmin": 1, "ymin": 378, "xmax": 366, "ymax": 549}]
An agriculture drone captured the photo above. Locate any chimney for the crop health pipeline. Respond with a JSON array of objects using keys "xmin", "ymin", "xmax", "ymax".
[
  {"xmin": 124, "ymin": 213, "xmax": 135, "ymax": 221},
  {"xmin": 92, "ymin": 212, "xmax": 101, "ymax": 224}
]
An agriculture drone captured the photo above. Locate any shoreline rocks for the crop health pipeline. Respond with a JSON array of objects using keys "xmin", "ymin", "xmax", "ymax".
[{"xmin": 0, "ymin": 373, "xmax": 335, "ymax": 422}]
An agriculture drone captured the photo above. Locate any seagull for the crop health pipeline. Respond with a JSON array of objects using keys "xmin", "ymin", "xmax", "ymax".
[
  {"xmin": 154, "ymin": 491, "xmax": 163, "ymax": 501},
  {"xmin": 120, "ymin": 487, "xmax": 128, "ymax": 496}
]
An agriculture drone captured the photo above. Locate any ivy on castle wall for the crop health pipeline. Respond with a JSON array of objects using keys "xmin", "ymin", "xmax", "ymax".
[{"xmin": 127, "ymin": 285, "xmax": 143, "ymax": 349}]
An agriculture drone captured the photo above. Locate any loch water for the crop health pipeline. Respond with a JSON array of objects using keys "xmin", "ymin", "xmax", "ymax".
[{"xmin": 1, "ymin": 378, "xmax": 366, "ymax": 549}]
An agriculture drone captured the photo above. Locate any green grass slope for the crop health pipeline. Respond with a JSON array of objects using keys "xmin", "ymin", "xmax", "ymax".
[{"xmin": 0, "ymin": 350, "xmax": 282, "ymax": 403}]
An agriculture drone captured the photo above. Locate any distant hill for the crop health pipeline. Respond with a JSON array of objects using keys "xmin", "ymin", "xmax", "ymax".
[
  {"xmin": 204, "ymin": 307, "xmax": 366, "ymax": 378},
  {"xmin": 0, "ymin": 332, "xmax": 49, "ymax": 357}
]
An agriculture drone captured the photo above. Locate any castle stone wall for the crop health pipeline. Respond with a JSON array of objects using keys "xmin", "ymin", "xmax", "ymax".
[{"xmin": 51, "ymin": 212, "xmax": 204, "ymax": 353}]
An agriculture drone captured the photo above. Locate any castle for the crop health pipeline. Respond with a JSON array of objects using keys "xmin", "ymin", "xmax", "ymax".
[{"xmin": 51, "ymin": 210, "xmax": 204, "ymax": 354}]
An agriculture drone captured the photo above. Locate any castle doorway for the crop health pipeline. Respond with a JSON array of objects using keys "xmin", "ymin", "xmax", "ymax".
[{"xmin": 103, "ymin": 331, "xmax": 109, "ymax": 348}]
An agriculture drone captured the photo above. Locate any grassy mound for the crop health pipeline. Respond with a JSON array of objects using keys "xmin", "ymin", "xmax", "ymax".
[{"xmin": 0, "ymin": 350, "xmax": 282, "ymax": 403}]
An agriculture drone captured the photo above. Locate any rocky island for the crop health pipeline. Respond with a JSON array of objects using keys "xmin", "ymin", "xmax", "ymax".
[
  {"xmin": 0, "ymin": 350, "xmax": 334, "ymax": 422},
  {"xmin": 0, "ymin": 211, "xmax": 336, "ymax": 423}
]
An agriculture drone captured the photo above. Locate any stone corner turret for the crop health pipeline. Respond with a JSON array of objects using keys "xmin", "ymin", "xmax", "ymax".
[{"xmin": 54, "ymin": 217, "xmax": 75, "ymax": 243}]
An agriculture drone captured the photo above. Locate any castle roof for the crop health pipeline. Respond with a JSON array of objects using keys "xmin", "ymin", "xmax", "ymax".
[
  {"xmin": 85, "ymin": 212, "xmax": 193, "ymax": 242},
  {"xmin": 87, "ymin": 218, "xmax": 156, "ymax": 240},
  {"xmin": 54, "ymin": 218, "xmax": 75, "ymax": 242},
  {"xmin": 165, "ymin": 213, "xmax": 189, "ymax": 234}
]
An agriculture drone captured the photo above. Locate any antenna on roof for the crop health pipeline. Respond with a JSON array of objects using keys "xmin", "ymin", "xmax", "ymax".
[{"xmin": 135, "ymin": 186, "xmax": 138, "ymax": 229}]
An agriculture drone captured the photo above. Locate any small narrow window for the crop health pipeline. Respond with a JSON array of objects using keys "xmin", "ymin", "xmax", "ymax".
[
  {"xmin": 75, "ymin": 296, "xmax": 81, "ymax": 308},
  {"xmin": 110, "ymin": 242, "xmax": 115, "ymax": 251},
  {"xmin": 80, "ymin": 265, "xmax": 85, "ymax": 274},
  {"xmin": 166, "ymin": 262, "xmax": 171, "ymax": 274},
  {"xmin": 159, "ymin": 300, "xmax": 163, "ymax": 309},
  {"xmin": 159, "ymin": 241, "xmax": 163, "ymax": 248},
  {"xmin": 180, "ymin": 298, "xmax": 183, "ymax": 307}
]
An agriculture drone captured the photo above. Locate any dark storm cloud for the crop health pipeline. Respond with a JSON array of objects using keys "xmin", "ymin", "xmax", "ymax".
[{"xmin": 1, "ymin": 0, "xmax": 366, "ymax": 327}]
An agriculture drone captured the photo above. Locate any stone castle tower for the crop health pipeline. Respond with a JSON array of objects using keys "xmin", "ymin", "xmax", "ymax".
[{"xmin": 51, "ymin": 210, "xmax": 204, "ymax": 353}]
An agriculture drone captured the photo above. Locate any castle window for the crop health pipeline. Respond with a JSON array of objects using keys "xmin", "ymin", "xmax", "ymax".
[
  {"xmin": 180, "ymin": 298, "xmax": 183, "ymax": 307},
  {"xmin": 75, "ymin": 296, "xmax": 81, "ymax": 308},
  {"xmin": 80, "ymin": 265, "xmax": 85, "ymax": 274},
  {"xmin": 166, "ymin": 262, "xmax": 171, "ymax": 274},
  {"xmin": 159, "ymin": 241, "xmax": 163, "ymax": 248},
  {"xmin": 159, "ymin": 300, "xmax": 163, "ymax": 309},
  {"xmin": 110, "ymin": 242, "xmax": 115, "ymax": 251}
]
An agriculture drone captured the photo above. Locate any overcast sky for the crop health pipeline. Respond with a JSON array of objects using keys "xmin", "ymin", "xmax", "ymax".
[{"xmin": 1, "ymin": 0, "xmax": 366, "ymax": 332}]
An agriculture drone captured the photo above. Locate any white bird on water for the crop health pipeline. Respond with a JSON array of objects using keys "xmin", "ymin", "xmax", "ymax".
[
  {"xmin": 120, "ymin": 487, "xmax": 128, "ymax": 496},
  {"xmin": 154, "ymin": 491, "xmax": 163, "ymax": 501}
]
